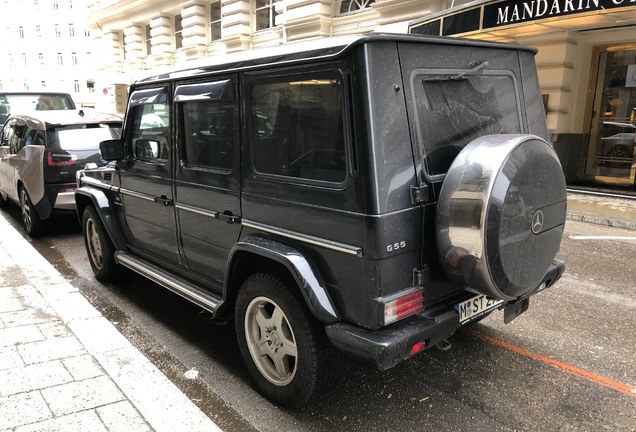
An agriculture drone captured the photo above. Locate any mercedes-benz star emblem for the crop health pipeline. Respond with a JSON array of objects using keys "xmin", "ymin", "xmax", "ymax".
[{"xmin": 531, "ymin": 210, "xmax": 544, "ymax": 234}]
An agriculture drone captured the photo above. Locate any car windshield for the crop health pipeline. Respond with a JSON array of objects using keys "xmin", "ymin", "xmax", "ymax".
[
  {"xmin": 46, "ymin": 123, "xmax": 121, "ymax": 150},
  {"xmin": 0, "ymin": 93, "xmax": 76, "ymax": 113},
  {"xmin": 412, "ymin": 71, "xmax": 521, "ymax": 176}
]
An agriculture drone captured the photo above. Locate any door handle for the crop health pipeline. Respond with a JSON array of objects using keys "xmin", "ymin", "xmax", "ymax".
[
  {"xmin": 218, "ymin": 211, "xmax": 240, "ymax": 224},
  {"xmin": 154, "ymin": 195, "xmax": 173, "ymax": 207}
]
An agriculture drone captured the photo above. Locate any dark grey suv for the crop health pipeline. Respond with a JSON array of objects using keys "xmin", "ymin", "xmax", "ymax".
[{"xmin": 75, "ymin": 34, "xmax": 567, "ymax": 407}]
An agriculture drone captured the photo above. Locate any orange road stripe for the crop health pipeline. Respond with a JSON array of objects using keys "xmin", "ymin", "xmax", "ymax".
[{"xmin": 465, "ymin": 329, "xmax": 636, "ymax": 399}]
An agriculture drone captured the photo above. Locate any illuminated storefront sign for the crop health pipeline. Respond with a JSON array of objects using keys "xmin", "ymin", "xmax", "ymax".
[{"xmin": 410, "ymin": 0, "xmax": 636, "ymax": 35}]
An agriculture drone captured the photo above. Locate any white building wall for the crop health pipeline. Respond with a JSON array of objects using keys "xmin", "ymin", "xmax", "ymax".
[{"xmin": 0, "ymin": 0, "xmax": 98, "ymax": 107}]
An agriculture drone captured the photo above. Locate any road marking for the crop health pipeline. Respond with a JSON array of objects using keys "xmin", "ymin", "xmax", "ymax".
[
  {"xmin": 466, "ymin": 330, "xmax": 636, "ymax": 398},
  {"xmin": 569, "ymin": 235, "xmax": 636, "ymax": 240}
]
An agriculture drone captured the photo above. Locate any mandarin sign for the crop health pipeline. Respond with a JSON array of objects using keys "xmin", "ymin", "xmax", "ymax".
[
  {"xmin": 409, "ymin": 0, "xmax": 636, "ymax": 36},
  {"xmin": 486, "ymin": 0, "xmax": 636, "ymax": 28}
]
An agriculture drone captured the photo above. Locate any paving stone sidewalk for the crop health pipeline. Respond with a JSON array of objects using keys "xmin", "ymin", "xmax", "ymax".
[{"xmin": 0, "ymin": 213, "xmax": 222, "ymax": 432}]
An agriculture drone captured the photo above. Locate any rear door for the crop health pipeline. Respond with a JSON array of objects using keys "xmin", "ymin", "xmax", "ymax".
[
  {"xmin": 173, "ymin": 78, "xmax": 241, "ymax": 284},
  {"xmin": 118, "ymin": 86, "xmax": 180, "ymax": 264}
]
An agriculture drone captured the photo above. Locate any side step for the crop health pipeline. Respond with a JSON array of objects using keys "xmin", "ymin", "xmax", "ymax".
[{"xmin": 115, "ymin": 251, "xmax": 224, "ymax": 315}]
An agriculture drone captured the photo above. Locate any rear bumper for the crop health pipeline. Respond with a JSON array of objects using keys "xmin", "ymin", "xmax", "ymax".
[{"xmin": 325, "ymin": 259, "xmax": 565, "ymax": 370}]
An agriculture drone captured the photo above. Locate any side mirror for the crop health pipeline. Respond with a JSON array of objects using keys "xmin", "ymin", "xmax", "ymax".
[
  {"xmin": 100, "ymin": 139, "xmax": 125, "ymax": 161},
  {"xmin": 0, "ymin": 146, "xmax": 9, "ymax": 158}
]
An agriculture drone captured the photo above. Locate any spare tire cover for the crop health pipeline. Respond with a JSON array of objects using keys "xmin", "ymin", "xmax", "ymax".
[{"xmin": 436, "ymin": 135, "xmax": 566, "ymax": 300}]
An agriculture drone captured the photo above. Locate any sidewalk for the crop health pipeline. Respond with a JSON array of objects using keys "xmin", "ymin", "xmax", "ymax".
[
  {"xmin": 566, "ymin": 190, "xmax": 636, "ymax": 231},
  {"xmin": 0, "ymin": 213, "xmax": 222, "ymax": 432}
]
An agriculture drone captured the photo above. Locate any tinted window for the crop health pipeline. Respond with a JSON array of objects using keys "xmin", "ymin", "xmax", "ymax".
[
  {"xmin": 0, "ymin": 93, "xmax": 75, "ymax": 113},
  {"xmin": 177, "ymin": 80, "xmax": 236, "ymax": 171},
  {"xmin": 46, "ymin": 123, "xmax": 121, "ymax": 150},
  {"xmin": 250, "ymin": 74, "xmax": 346, "ymax": 183},
  {"xmin": 127, "ymin": 89, "xmax": 170, "ymax": 161},
  {"xmin": 0, "ymin": 120, "xmax": 16, "ymax": 148},
  {"xmin": 412, "ymin": 71, "xmax": 521, "ymax": 176}
]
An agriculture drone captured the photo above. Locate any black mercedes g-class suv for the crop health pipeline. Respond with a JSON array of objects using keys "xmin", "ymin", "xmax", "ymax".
[{"xmin": 75, "ymin": 34, "xmax": 566, "ymax": 407}]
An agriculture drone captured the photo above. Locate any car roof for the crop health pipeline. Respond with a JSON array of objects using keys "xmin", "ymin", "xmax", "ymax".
[
  {"xmin": 135, "ymin": 33, "xmax": 537, "ymax": 85},
  {"xmin": 6, "ymin": 110, "xmax": 123, "ymax": 131}
]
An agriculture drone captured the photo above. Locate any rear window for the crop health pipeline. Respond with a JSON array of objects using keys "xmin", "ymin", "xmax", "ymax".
[
  {"xmin": 411, "ymin": 70, "xmax": 522, "ymax": 176},
  {"xmin": 46, "ymin": 123, "xmax": 121, "ymax": 150},
  {"xmin": 0, "ymin": 93, "xmax": 76, "ymax": 113}
]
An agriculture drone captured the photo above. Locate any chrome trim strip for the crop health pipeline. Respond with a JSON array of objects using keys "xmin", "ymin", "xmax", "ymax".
[
  {"xmin": 79, "ymin": 176, "xmax": 106, "ymax": 188},
  {"xmin": 116, "ymin": 253, "xmax": 220, "ymax": 311},
  {"xmin": 119, "ymin": 188, "xmax": 156, "ymax": 202},
  {"xmin": 175, "ymin": 202, "xmax": 219, "ymax": 218},
  {"xmin": 242, "ymin": 219, "xmax": 362, "ymax": 256}
]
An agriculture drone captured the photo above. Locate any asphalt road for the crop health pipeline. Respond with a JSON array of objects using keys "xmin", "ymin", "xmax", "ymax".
[{"xmin": 4, "ymin": 206, "xmax": 636, "ymax": 432}]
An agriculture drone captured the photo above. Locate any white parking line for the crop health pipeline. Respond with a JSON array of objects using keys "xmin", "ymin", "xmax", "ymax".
[{"xmin": 569, "ymin": 235, "xmax": 636, "ymax": 240}]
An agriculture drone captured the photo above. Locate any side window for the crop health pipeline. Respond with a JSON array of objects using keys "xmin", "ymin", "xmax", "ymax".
[
  {"xmin": 0, "ymin": 120, "xmax": 15, "ymax": 148},
  {"xmin": 127, "ymin": 89, "xmax": 170, "ymax": 162},
  {"xmin": 177, "ymin": 79, "xmax": 236, "ymax": 170},
  {"xmin": 10, "ymin": 120, "xmax": 28, "ymax": 154},
  {"xmin": 250, "ymin": 73, "xmax": 347, "ymax": 183}
]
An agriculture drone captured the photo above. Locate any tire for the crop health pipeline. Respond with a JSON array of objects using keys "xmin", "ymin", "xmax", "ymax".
[
  {"xmin": 235, "ymin": 272, "xmax": 346, "ymax": 407},
  {"xmin": 19, "ymin": 186, "xmax": 43, "ymax": 236},
  {"xmin": 82, "ymin": 206, "xmax": 120, "ymax": 282}
]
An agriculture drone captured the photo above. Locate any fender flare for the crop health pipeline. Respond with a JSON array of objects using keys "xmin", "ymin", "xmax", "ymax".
[
  {"xmin": 227, "ymin": 235, "xmax": 340, "ymax": 324},
  {"xmin": 75, "ymin": 186, "xmax": 128, "ymax": 251}
]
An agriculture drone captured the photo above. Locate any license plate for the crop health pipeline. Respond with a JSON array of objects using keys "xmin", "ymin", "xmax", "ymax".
[{"xmin": 456, "ymin": 294, "xmax": 504, "ymax": 323}]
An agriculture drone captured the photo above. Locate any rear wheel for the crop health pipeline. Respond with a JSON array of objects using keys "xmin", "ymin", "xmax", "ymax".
[
  {"xmin": 82, "ymin": 206, "xmax": 120, "ymax": 281},
  {"xmin": 235, "ymin": 272, "xmax": 346, "ymax": 407},
  {"xmin": 19, "ymin": 186, "xmax": 43, "ymax": 236}
]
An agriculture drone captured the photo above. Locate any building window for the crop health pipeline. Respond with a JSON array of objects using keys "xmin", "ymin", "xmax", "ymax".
[
  {"xmin": 84, "ymin": 28, "xmax": 90, "ymax": 37},
  {"xmin": 53, "ymin": 0, "xmax": 58, "ymax": 10},
  {"xmin": 41, "ymin": 81, "xmax": 46, "ymax": 88},
  {"xmin": 145, "ymin": 24, "xmax": 152, "ymax": 56},
  {"xmin": 24, "ymin": 81, "xmax": 29, "ymax": 90},
  {"xmin": 338, "ymin": 0, "xmax": 375, "ymax": 15},
  {"xmin": 55, "ymin": 24, "xmax": 60, "ymax": 37},
  {"xmin": 210, "ymin": 1, "xmax": 221, "ymax": 42},
  {"xmin": 36, "ymin": 25, "xmax": 41, "ymax": 37},
  {"xmin": 74, "ymin": 80, "xmax": 80, "ymax": 93},
  {"xmin": 255, "ymin": 0, "xmax": 276, "ymax": 31},
  {"xmin": 69, "ymin": 23, "xmax": 75, "ymax": 37},
  {"xmin": 87, "ymin": 80, "xmax": 95, "ymax": 93},
  {"xmin": 86, "ymin": 51, "xmax": 93, "ymax": 66},
  {"xmin": 68, "ymin": 0, "xmax": 72, "ymax": 9},
  {"xmin": 21, "ymin": 53, "xmax": 27, "ymax": 66},
  {"xmin": 57, "ymin": 53, "xmax": 63, "ymax": 66},
  {"xmin": 38, "ymin": 53, "xmax": 44, "ymax": 65},
  {"xmin": 174, "ymin": 15, "xmax": 183, "ymax": 49},
  {"xmin": 34, "ymin": 0, "xmax": 38, "ymax": 9},
  {"xmin": 71, "ymin": 52, "xmax": 77, "ymax": 65},
  {"xmin": 19, "ymin": 26, "xmax": 24, "ymax": 38}
]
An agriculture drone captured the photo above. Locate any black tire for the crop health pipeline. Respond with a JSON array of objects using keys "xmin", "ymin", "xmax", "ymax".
[
  {"xmin": 19, "ymin": 186, "xmax": 43, "ymax": 236},
  {"xmin": 0, "ymin": 191, "xmax": 8, "ymax": 208},
  {"xmin": 235, "ymin": 272, "xmax": 346, "ymax": 407},
  {"xmin": 82, "ymin": 206, "xmax": 120, "ymax": 282}
]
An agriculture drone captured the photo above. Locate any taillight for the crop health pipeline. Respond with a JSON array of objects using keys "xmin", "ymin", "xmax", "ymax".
[
  {"xmin": 383, "ymin": 290, "xmax": 424, "ymax": 325},
  {"xmin": 47, "ymin": 152, "xmax": 77, "ymax": 166}
]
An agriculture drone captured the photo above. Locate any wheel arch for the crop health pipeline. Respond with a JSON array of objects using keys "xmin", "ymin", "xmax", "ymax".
[
  {"xmin": 75, "ymin": 187, "xmax": 128, "ymax": 251},
  {"xmin": 223, "ymin": 235, "xmax": 340, "ymax": 325}
]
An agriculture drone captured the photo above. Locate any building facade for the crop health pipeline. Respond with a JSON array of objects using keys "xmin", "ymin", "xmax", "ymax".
[
  {"xmin": 87, "ymin": 0, "xmax": 636, "ymax": 190},
  {"xmin": 0, "ymin": 0, "xmax": 98, "ymax": 107}
]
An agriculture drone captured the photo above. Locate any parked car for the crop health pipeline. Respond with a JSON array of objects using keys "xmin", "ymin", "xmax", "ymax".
[
  {"xmin": 600, "ymin": 121, "xmax": 635, "ymax": 168},
  {"xmin": 75, "ymin": 34, "xmax": 567, "ymax": 407},
  {"xmin": 0, "ymin": 110, "xmax": 122, "ymax": 235},
  {"xmin": 0, "ymin": 92, "xmax": 77, "ymax": 125}
]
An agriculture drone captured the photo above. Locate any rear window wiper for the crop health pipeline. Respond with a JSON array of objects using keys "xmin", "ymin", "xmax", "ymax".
[{"xmin": 421, "ymin": 61, "xmax": 489, "ymax": 82}]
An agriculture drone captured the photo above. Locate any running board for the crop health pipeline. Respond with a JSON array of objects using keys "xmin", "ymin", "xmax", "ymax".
[{"xmin": 115, "ymin": 252, "xmax": 223, "ymax": 315}]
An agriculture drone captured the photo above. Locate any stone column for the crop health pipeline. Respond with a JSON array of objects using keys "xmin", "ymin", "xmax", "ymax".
[
  {"xmin": 219, "ymin": 0, "xmax": 252, "ymax": 53},
  {"xmin": 179, "ymin": 2, "xmax": 208, "ymax": 61},
  {"xmin": 147, "ymin": 15, "xmax": 173, "ymax": 67},
  {"xmin": 123, "ymin": 25, "xmax": 145, "ymax": 70},
  {"xmin": 280, "ymin": 0, "xmax": 333, "ymax": 42}
]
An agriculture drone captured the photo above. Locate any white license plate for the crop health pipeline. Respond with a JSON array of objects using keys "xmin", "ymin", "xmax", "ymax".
[{"xmin": 456, "ymin": 294, "xmax": 504, "ymax": 323}]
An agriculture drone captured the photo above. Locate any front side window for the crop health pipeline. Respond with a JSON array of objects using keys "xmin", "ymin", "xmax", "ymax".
[
  {"xmin": 127, "ymin": 89, "xmax": 170, "ymax": 162},
  {"xmin": 412, "ymin": 70, "xmax": 521, "ymax": 176},
  {"xmin": 250, "ymin": 74, "xmax": 347, "ymax": 183}
]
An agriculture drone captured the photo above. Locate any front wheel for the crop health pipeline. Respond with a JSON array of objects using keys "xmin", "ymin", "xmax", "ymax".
[
  {"xmin": 82, "ymin": 206, "xmax": 120, "ymax": 281},
  {"xmin": 19, "ymin": 186, "xmax": 43, "ymax": 236},
  {"xmin": 235, "ymin": 272, "xmax": 346, "ymax": 407}
]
